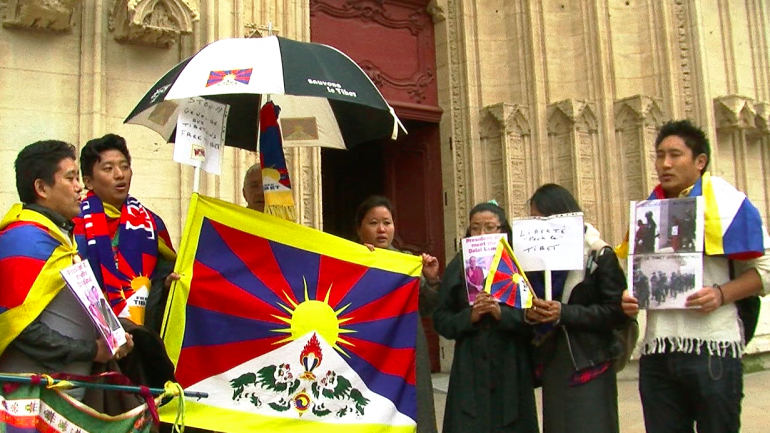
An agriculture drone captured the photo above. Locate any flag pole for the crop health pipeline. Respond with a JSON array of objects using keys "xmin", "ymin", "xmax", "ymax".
[
  {"xmin": 0, "ymin": 374, "xmax": 208, "ymax": 399},
  {"xmin": 193, "ymin": 166, "xmax": 201, "ymax": 193}
]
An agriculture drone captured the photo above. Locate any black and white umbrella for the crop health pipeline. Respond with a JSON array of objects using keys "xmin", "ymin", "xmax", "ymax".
[{"xmin": 125, "ymin": 36, "xmax": 405, "ymax": 151}]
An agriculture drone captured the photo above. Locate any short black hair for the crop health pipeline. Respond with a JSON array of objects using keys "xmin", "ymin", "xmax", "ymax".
[
  {"xmin": 466, "ymin": 202, "xmax": 513, "ymax": 243},
  {"xmin": 528, "ymin": 183, "xmax": 582, "ymax": 217},
  {"xmin": 80, "ymin": 134, "xmax": 131, "ymax": 178},
  {"xmin": 15, "ymin": 140, "xmax": 77, "ymax": 204},
  {"xmin": 355, "ymin": 195, "xmax": 395, "ymax": 229},
  {"xmin": 655, "ymin": 120, "xmax": 710, "ymax": 173}
]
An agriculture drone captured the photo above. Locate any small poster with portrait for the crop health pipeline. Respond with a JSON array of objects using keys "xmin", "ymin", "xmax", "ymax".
[
  {"xmin": 61, "ymin": 260, "xmax": 127, "ymax": 354},
  {"xmin": 461, "ymin": 233, "xmax": 506, "ymax": 304}
]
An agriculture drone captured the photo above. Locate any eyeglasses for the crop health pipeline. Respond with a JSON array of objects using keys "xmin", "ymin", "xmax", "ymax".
[{"xmin": 470, "ymin": 224, "xmax": 501, "ymax": 234}]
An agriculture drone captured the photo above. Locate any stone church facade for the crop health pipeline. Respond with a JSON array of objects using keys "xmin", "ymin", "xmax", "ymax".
[{"xmin": 1, "ymin": 0, "xmax": 769, "ymax": 367}]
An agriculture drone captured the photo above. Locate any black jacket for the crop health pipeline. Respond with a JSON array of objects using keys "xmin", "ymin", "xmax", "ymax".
[{"xmin": 550, "ymin": 244, "xmax": 628, "ymax": 371}]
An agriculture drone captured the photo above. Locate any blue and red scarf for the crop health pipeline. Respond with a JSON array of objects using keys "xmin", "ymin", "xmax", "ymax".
[
  {"xmin": 259, "ymin": 101, "xmax": 296, "ymax": 221},
  {"xmin": 74, "ymin": 192, "xmax": 175, "ymax": 324}
]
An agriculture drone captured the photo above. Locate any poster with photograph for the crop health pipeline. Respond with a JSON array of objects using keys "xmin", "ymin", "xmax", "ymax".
[
  {"xmin": 61, "ymin": 260, "xmax": 127, "ymax": 354},
  {"xmin": 461, "ymin": 233, "xmax": 506, "ymax": 304},
  {"xmin": 510, "ymin": 212, "xmax": 584, "ymax": 271},
  {"xmin": 629, "ymin": 196, "xmax": 704, "ymax": 255},
  {"xmin": 629, "ymin": 253, "xmax": 703, "ymax": 309}
]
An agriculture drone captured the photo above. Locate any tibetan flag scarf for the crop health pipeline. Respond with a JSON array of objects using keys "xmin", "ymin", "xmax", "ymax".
[
  {"xmin": 617, "ymin": 172, "xmax": 765, "ymax": 260},
  {"xmin": 74, "ymin": 192, "xmax": 176, "ymax": 325},
  {"xmin": 259, "ymin": 101, "xmax": 296, "ymax": 221},
  {"xmin": 0, "ymin": 204, "xmax": 78, "ymax": 355}
]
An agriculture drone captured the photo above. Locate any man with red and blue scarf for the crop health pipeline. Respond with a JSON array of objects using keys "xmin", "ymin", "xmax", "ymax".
[
  {"xmin": 622, "ymin": 120, "xmax": 770, "ymax": 433},
  {"xmin": 74, "ymin": 134, "xmax": 177, "ymax": 388},
  {"xmin": 0, "ymin": 140, "xmax": 133, "ymax": 401}
]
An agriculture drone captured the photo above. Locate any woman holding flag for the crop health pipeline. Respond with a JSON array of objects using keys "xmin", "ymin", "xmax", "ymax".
[
  {"xmin": 433, "ymin": 202, "xmax": 539, "ymax": 433},
  {"xmin": 354, "ymin": 196, "xmax": 441, "ymax": 433},
  {"xmin": 525, "ymin": 184, "xmax": 628, "ymax": 433}
]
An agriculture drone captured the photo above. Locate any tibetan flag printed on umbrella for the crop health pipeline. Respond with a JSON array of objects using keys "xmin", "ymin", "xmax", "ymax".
[
  {"xmin": 483, "ymin": 237, "xmax": 533, "ymax": 308},
  {"xmin": 160, "ymin": 195, "xmax": 421, "ymax": 433}
]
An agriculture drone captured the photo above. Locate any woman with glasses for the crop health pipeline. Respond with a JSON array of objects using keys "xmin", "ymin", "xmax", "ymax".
[
  {"xmin": 433, "ymin": 202, "xmax": 539, "ymax": 433},
  {"xmin": 525, "ymin": 184, "xmax": 627, "ymax": 433},
  {"xmin": 354, "ymin": 195, "xmax": 440, "ymax": 433}
]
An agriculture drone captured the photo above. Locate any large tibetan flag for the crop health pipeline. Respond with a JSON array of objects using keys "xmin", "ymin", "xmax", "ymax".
[
  {"xmin": 483, "ymin": 237, "xmax": 533, "ymax": 308},
  {"xmin": 0, "ymin": 204, "xmax": 78, "ymax": 356},
  {"xmin": 160, "ymin": 194, "xmax": 421, "ymax": 432},
  {"xmin": 617, "ymin": 172, "xmax": 767, "ymax": 260}
]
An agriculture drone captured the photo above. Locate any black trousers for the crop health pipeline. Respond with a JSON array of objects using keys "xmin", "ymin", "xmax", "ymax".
[{"xmin": 639, "ymin": 351, "xmax": 743, "ymax": 433}]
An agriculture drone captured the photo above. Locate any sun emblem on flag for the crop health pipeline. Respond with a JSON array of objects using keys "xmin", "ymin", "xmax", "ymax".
[
  {"xmin": 206, "ymin": 68, "xmax": 253, "ymax": 87},
  {"xmin": 271, "ymin": 279, "xmax": 355, "ymax": 356}
]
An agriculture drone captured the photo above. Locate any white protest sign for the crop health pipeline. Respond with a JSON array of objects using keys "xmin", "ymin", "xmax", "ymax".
[
  {"xmin": 61, "ymin": 260, "xmax": 127, "ymax": 355},
  {"xmin": 510, "ymin": 213, "xmax": 584, "ymax": 271},
  {"xmin": 173, "ymin": 97, "xmax": 229, "ymax": 175}
]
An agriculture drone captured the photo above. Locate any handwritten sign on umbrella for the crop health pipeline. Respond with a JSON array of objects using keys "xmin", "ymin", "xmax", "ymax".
[{"xmin": 173, "ymin": 97, "xmax": 229, "ymax": 175}]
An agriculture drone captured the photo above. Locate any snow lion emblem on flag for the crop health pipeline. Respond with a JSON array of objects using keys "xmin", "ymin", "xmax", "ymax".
[{"xmin": 159, "ymin": 195, "xmax": 421, "ymax": 433}]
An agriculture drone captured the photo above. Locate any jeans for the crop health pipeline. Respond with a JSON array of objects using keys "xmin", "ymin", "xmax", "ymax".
[{"xmin": 639, "ymin": 351, "xmax": 743, "ymax": 433}]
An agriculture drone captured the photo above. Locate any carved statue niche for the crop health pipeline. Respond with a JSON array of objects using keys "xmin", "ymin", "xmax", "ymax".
[
  {"xmin": 109, "ymin": 0, "xmax": 199, "ymax": 48},
  {"xmin": 1, "ymin": 0, "xmax": 80, "ymax": 32}
]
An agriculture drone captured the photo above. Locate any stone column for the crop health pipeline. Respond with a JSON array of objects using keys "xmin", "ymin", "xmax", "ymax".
[
  {"xmin": 746, "ymin": 101, "xmax": 770, "ymax": 225},
  {"xmin": 614, "ymin": 95, "xmax": 665, "ymax": 204},
  {"xmin": 479, "ymin": 103, "xmax": 535, "ymax": 219},
  {"xmin": 546, "ymin": 99, "xmax": 605, "ymax": 233},
  {"xmin": 713, "ymin": 95, "xmax": 757, "ymax": 191}
]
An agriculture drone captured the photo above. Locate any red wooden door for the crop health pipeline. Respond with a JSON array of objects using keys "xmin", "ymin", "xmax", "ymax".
[{"xmin": 311, "ymin": 0, "xmax": 444, "ymax": 371}]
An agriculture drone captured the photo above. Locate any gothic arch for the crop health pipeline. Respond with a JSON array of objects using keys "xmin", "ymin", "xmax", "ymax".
[{"xmin": 109, "ymin": 0, "xmax": 199, "ymax": 47}]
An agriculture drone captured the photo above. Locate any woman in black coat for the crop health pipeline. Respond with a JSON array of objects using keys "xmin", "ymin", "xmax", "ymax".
[
  {"xmin": 525, "ymin": 184, "xmax": 628, "ymax": 433},
  {"xmin": 433, "ymin": 202, "xmax": 539, "ymax": 433}
]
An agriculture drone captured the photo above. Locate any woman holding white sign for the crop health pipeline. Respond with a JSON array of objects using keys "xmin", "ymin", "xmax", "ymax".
[
  {"xmin": 434, "ymin": 202, "xmax": 539, "ymax": 433},
  {"xmin": 524, "ymin": 184, "xmax": 628, "ymax": 433}
]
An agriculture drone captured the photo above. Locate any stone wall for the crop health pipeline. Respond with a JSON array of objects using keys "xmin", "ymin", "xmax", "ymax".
[{"xmin": 433, "ymin": 0, "xmax": 770, "ymax": 369}]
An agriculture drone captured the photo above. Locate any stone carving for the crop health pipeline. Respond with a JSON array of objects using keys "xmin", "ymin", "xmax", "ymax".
[
  {"xmin": 359, "ymin": 60, "xmax": 435, "ymax": 103},
  {"xmin": 714, "ymin": 95, "xmax": 757, "ymax": 130},
  {"xmin": 310, "ymin": 0, "xmax": 428, "ymax": 36},
  {"xmin": 244, "ymin": 22, "xmax": 281, "ymax": 38},
  {"xmin": 547, "ymin": 99, "xmax": 598, "ymax": 134},
  {"xmin": 1, "ymin": 0, "xmax": 79, "ymax": 32},
  {"xmin": 109, "ymin": 0, "xmax": 199, "ymax": 47},
  {"xmin": 480, "ymin": 102, "xmax": 532, "ymax": 221},
  {"xmin": 614, "ymin": 95, "xmax": 665, "ymax": 200},
  {"xmin": 445, "ymin": 0, "xmax": 469, "ymax": 242},
  {"xmin": 755, "ymin": 102, "xmax": 770, "ymax": 135},
  {"xmin": 674, "ymin": 0, "xmax": 695, "ymax": 120},
  {"xmin": 427, "ymin": 0, "xmax": 445, "ymax": 23},
  {"xmin": 546, "ymin": 99, "xmax": 600, "ymax": 222}
]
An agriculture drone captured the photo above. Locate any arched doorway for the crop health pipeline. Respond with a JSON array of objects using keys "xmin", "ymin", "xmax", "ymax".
[{"xmin": 311, "ymin": 0, "xmax": 444, "ymax": 371}]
